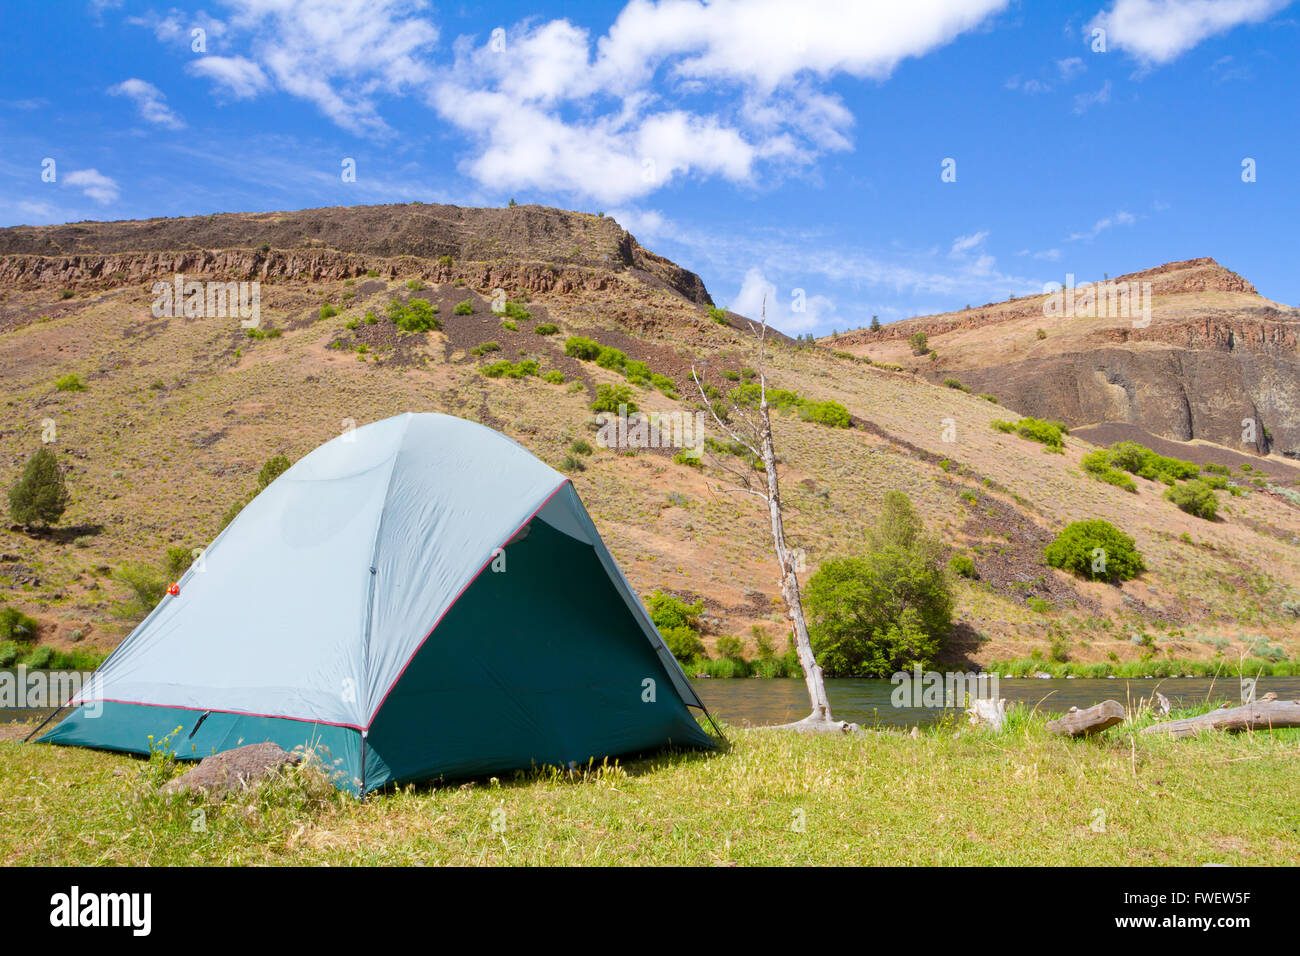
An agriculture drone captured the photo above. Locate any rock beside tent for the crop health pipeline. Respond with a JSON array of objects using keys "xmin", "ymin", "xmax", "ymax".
[{"xmin": 162, "ymin": 743, "xmax": 299, "ymax": 798}]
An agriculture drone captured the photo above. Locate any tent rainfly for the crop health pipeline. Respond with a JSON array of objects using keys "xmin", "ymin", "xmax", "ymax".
[{"xmin": 40, "ymin": 413, "xmax": 717, "ymax": 793}]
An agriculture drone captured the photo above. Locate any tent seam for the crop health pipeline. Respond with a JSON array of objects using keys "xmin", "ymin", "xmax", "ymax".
[
  {"xmin": 358, "ymin": 412, "xmax": 414, "ymax": 729},
  {"xmin": 42, "ymin": 698, "xmax": 365, "ymax": 731},
  {"xmin": 363, "ymin": 478, "xmax": 572, "ymax": 732}
]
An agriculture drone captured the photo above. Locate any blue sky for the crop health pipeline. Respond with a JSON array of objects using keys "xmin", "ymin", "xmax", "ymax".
[{"xmin": 1, "ymin": 0, "xmax": 1296, "ymax": 334}]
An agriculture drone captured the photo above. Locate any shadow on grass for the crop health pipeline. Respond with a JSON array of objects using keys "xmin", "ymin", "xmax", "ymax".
[
  {"xmin": 8, "ymin": 522, "xmax": 106, "ymax": 544},
  {"xmin": 376, "ymin": 738, "xmax": 729, "ymax": 799}
]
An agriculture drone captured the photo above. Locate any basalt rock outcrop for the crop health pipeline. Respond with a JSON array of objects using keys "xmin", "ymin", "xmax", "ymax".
[
  {"xmin": 0, "ymin": 202, "xmax": 713, "ymax": 306},
  {"xmin": 834, "ymin": 258, "xmax": 1300, "ymax": 459}
]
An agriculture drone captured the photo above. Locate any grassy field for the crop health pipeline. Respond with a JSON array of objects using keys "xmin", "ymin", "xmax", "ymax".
[{"xmin": 3, "ymin": 708, "xmax": 1297, "ymax": 866}]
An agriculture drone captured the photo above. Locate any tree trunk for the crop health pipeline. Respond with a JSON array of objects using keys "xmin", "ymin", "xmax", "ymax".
[
  {"xmin": 966, "ymin": 697, "xmax": 1010, "ymax": 732},
  {"xmin": 757, "ymin": 399, "xmax": 835, "ymax": 725}
]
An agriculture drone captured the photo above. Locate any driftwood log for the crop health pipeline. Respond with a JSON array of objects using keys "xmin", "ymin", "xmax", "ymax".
[
  {"xmin": 966, "ymin": 697, "xmax": 1009, "ymax": 732},
  {"xmin": 1047, "ymin": 700, "xmax": 1126, "ymax": 737},
  {"xmin": 1141, "ymin": 698, "xmax": 1300, "ymax": 738}
]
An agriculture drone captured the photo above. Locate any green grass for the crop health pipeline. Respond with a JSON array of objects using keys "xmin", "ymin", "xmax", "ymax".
[
  {"xmin": 990, "ymin": 655, "xmax": 1298, "ymax": 678},
  {"xmin": 3, "ymin": 712, "xmax": 1296, "ymax": 865},
  {"xmin": 991, "ymin": 417, "xmax": 1068, "ymax": 452},
  {"xmin": 480, "ymin": 358, "xmax": 539, "ymax": 379},
  {"xmin": 0, "ymin": 642, "xmax": 107, "ymax": 668}
]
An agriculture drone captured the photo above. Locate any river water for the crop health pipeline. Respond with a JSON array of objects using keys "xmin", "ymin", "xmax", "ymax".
[
  {"xmin": 5, "ymin": 674, "xmax": 1297, "ymax": 730},
  {"xmin": 689, "ymin": 676, "xmax": 1300, "ymax": 729}
]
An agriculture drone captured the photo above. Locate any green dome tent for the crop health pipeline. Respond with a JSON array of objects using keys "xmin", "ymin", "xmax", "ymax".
[{"xmin": 39, "ymin": 413, "xmax": 717, "ymax": 793}]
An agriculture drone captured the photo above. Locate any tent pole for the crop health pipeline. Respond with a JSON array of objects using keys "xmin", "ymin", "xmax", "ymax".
[
  {"xmin": 700, "ymin": 706, "xmax": 727, "ymax": 745},
  {"xmin": 359, "ymin": 729, "xmax": 368, "ymax": 801},
  {"xmin": 23, "ymin": 702, "xmax": 70, "ymax": 743}
]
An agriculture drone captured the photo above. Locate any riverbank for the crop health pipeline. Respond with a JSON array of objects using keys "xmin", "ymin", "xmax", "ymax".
[
  {"xmin": 990, "ymin": 656, "xmax": 1299, "ymax": 678},
  {"xmin": 3, "ymin": 704, "xmax": 1296, "ymax": 865}
]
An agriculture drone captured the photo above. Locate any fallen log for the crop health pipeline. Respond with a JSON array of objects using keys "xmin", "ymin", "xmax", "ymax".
[
  {"xmin": 1047, "ymin": 700, "xmax": 1125, "ymax": 738},
  {"xmin": 1140, "ymin": 699, "xmax": 1300, "ymax": 738}
]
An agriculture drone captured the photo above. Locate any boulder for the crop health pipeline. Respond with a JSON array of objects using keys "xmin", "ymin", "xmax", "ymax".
[{"xmin": 162, "ymin": 742, "xmax": 300, "ymax": 798}]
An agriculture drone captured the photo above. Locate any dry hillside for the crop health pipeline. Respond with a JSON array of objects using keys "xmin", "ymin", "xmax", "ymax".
[
  {"xmin": 829, "ymin": 258, "xmax": 1300, "ymax": 463},
  {"xmin": 2, "ymin": 205, "xmax": 1298, "ymax": 671}
]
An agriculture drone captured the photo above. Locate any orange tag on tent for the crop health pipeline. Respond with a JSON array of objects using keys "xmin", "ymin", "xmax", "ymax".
[{"xmin": 167, "ymin": 583, "xmax": 180, "ymax": 596}]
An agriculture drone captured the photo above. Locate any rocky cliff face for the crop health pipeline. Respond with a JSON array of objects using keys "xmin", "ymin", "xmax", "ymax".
[
  {"xmin": 956, "ymin": 346, "xmax": 1300, "ymax": 458},
  {"xmin": 0, "ymin": 202, "xmax": 713, "ymax": 306},
  {"xmin": 832, "ymin": 258, "xmax": 1300, "ymax": 459}
]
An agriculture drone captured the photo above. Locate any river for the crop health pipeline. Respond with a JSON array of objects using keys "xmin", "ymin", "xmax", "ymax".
[
  {"xmin": 5, "ymin": 674, "xmax": 1297, "ymax": 731},
  {"xmin": 689, "ymin": 676, "xmax": 1300, "ymax": 729}
]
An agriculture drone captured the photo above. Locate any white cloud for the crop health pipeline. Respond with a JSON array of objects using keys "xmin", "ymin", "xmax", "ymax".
[
  {"xmin": 216, "ymin": 0, "xmax": 439, "ymax": 135},
  {"xmin": 128, "ymin": 8, "xmax": 227, "ymax": 46},
  {"xmin": 728, "ymin": 267, "xmax": 837, "ymax": 334},
  {"xmin": 16, "ymin": 200, "xmax": 58, "ymax": 221},
  {"xmin": 128, "ymin": 0, "xmax": 1010, "ymax": 202},
  {"xmin": 1, "ymin": 97, "xmax": 48, "ymax": 110},
  {"xmin": 107, "ymin": 78, "xmax": 185, "ymax": 129},
  {"xmin": 607, "ymin": 207, "xmax": 676, "ymax": 240},
  {"xmin": 1210, "ymin": 53, "xmax": 1255, "ymax": 82},
  {"xmin": 1057, "ymin": 56, "xmax": 1086, "ymax": 80},
  {"xmin": 1067, "ymin": 209, "xmax": 1136, "ymax": 242},
  {"xmin": 1089, "ymin": 0, "xmax": 1292, "ymax": 65},
  {"xmin": 89, "ymin": 0, "xmax": 123, "ymax": 21},
  {"xmin": 434, "ymin": 0, "xmax": 1012, "ymax": 203},
  {"xmin": 591, "ymin": 0, "xmax": 1011, "ymax": 93},
  {"xmin": 188, "ymin": 55, "xmax": 269, "ymax": 98},
  {"xmin": 1072, "ymin": 79, "xmax": 1112, "ymax": 113},
  {"xmin": 62, "ymin": 168, "xmax": 120, "ymax": 204},
  {"xmin": 1005, "ymin": 75, "xmax": 1052, "ymax": 93},
  {"xmin": 950, "ymin": 230, "xmax": 989, "ymax": 255},
  {"xmin": 645, "ymin": 218, "xmax": 1048, "ymax": 331}
]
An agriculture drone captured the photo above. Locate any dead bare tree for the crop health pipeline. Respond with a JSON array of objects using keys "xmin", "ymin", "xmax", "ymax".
[{"xmin": 691, "ymin": 297, "xmax": 855, "ymax": 733}]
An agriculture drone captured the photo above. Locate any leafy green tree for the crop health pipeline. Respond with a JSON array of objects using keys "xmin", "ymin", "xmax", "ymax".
[
  {"xmin": 258, "ymin": 454, "xmax": 291, "ymax": 489},
  {"xmin": 113, "ymin": 562, "xmax": 167, "ymax": 621},
  {"xmin": 804, "ymin": 552, "xmax": 951, "ymax": 677},
  {"xmin": 563, "ymin": 335, "xmax": 602, "ymax": 360},
  {"xmin": 8, "ymin": 448, "xmax": 70, "ymax": 530},
  {"xmin": 1044, "ymin": 520, "xmax": 1145, "ymax": 582},
  {"xmin": 0, "ymin": 606, "xmax": 39, "ymax": 642},
  {"xmin": 870, "ymin": 489, "xmax": 924, "ymax": 551},
  {"xmin": 590, "ymin": 383, "xmax": 638, "ymax": 413},
  {"xmin": 1165, "ymin": 479, "xmax": 1219, "ymax": 520},
  {"xmin": 165, "ymin": 546, "xmax": 195, "ymax": 580},
  {"xmin": 647, "ymin": 591, "xmax": 706, "ymax": 664},
  {"xmin": 907, "ymin": 331, "xmax": 929, "ymax": 355},
  {"xmin": 799, "ymin": 400, "xmax": 851, "ymax": 428},
  {"xmin": 804, "ymin": 492, "xmax": 952, "ymax": 676}
]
